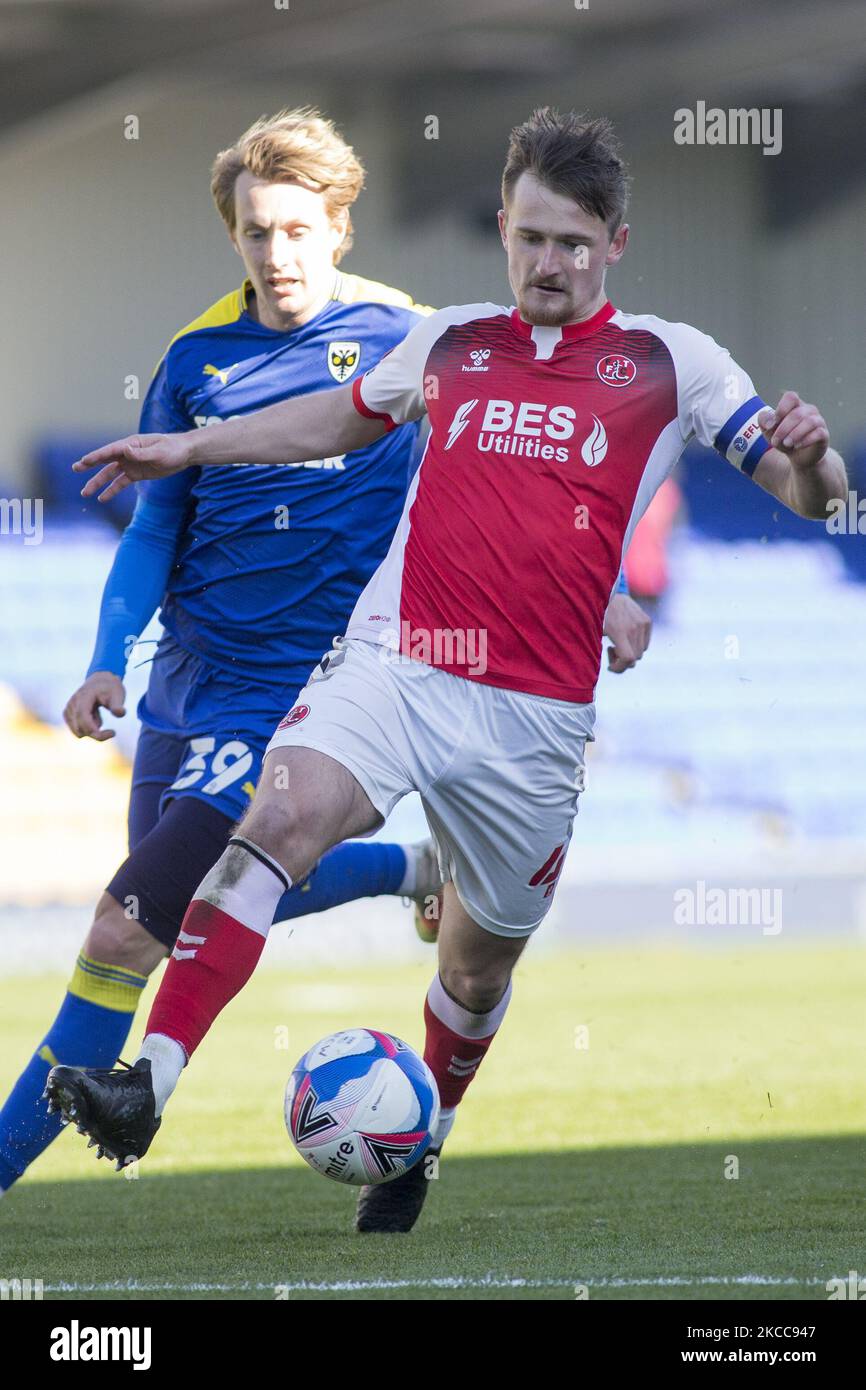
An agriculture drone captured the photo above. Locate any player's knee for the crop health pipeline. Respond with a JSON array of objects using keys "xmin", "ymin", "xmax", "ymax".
[
  {"xmin": 240, "ymin": 794, "xmax": 312, "ymax": 866},
  {"xmin": 439, "ymin": 965, "xmax": 511, "ymax": 1016},
  {"xmin": 83, "ymin": 893, "xmax": 165, "ymax": 974}
]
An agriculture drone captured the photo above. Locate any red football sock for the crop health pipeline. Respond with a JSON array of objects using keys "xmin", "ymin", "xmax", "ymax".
[
  {"xmin": 146, "ymin": 837, "xmax": 289, "ymax": 1060},
  {"xmin": 423, "ymin": 972, "xmax": 513, "ymax": 1110}
]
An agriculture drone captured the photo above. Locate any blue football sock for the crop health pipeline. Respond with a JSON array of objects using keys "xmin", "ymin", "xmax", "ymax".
[
  {"xmin": 272, "ymin": 840, "xmax": 408, "ymax": 921},
  {"xmin": 0, "ymin": 954, "xmax": 146, "ymax": 1191}
]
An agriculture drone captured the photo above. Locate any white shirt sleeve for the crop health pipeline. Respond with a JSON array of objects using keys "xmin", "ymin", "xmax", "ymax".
[
  {"xmin": 673, "ymin": 324, "xmax": 770, "ymax": 478},
  {"xmin": 351, "ymin": 302, "xmax": 506, "ymax": 430}
]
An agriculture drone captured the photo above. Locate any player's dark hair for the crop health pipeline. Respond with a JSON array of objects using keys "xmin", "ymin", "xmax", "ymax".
[
  {"xmin": 501, "ymin": 107, "xmax": 630, "ymax": 235},
  {"xmin": 211, "ymin": 106, "xmax": 366, "ymax": 263}
]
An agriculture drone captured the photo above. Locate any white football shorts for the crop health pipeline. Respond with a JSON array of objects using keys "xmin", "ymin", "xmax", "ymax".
[{"xmin": 265, "ymin": 638, "xmax": 595, "ymax": 937}]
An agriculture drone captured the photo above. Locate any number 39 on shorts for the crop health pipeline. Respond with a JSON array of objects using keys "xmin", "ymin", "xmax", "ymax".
[{"xmin": 170, "ymin": 737, "xmax": 254, "ymax": 796}]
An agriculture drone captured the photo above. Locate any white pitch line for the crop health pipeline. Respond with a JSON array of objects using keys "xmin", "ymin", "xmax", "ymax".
[{"xmin": 43, "ymin": 1274, "xmax": 830, "ymax": 1294}]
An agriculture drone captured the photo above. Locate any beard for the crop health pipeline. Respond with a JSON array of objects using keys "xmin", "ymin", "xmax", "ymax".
[{"xmin": 516, "ymin": 283, "xmax": 575, "ymax": 327}]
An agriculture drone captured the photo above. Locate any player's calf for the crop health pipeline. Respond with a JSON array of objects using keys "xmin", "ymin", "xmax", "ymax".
[
  {"xmin": 355, "ymin": 897, "xmax": 522, "ymax": 1234},
  {"xmin": 40, "ymin": 835, "xmax": 288, "ymax": 1171},
  {"xmin": 84, "ymin": 892, "xmax": 169, "ymax": 974},
  {"xmin": 0, "ymin": 895, "xmax": 154, "ymax": 1193},
  {"xmin": 117, "ymin": 750, "xmax": 382, "ymax": 1140}
]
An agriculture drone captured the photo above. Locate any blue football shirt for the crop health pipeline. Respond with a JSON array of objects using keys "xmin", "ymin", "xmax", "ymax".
[{"xmin": 87, "ymin": 270, "xmax": 433, "ymax": 738}]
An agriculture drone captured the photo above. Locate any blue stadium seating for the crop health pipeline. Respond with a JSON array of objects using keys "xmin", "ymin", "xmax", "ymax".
[{"xmin": 2, "ymin": 525, "xmax": 864, "ymax": 854}]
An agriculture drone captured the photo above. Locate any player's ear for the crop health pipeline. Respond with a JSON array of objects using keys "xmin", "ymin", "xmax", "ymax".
[
  {"xmin": 226, "ymin": 224, "xmax": 243, "ymax": 258},
  {"xmin": 497, "ymin": 208, "xmax": 508, "ymax": 249},
  {"xmin": 605, "ymin": 222, "xmax": 629, "ymax": 265}
]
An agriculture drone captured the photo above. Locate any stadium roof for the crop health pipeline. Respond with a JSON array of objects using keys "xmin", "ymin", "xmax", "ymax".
[{"xmin": 0, "ymin": 0, "xmax": 864, "ymax": 134}]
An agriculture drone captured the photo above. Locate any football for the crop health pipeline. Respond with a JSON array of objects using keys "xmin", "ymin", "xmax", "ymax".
[{"xmin": 285, "ymin": 1028, "xmax": 440, "ymax": 1185}]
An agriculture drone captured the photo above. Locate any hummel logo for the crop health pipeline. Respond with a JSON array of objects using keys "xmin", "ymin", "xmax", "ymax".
[
  {"xmin": 203, "ymin": 362, "xmax": 239, "ymax": 387},
  {"xmin": 444, "ymin": 398, "xmax": 478, "ymax": 449},
  {"xmin": 462, "ymin": 348, "xmax": 491, "ymax": 373}
]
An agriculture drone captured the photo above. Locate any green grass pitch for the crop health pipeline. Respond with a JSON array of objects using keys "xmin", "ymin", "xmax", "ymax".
[{"xmin": 1, "ymin": 942, "xmax": 864, "ymax": 1300}]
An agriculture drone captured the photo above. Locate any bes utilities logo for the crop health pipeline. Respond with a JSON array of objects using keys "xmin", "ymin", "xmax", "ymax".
[{"xmin": 444, "ymin": 398, "xmax": 607, "ymax": 466}]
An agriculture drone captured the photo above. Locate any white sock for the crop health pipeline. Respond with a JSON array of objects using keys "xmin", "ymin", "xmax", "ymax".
[
  {"xmin": 427, "ymin": 972, "xmax": 513, "ymax": 1037},
  {"xmin": 136, "ymin": 1033, "xmax": 187, "ymax": 1118},
  {"xmin": 199, "ymin": 836, "xmax": 291, "ymax": 933},
  {"xmin": 397, "ymin": 845, "xmax": 416, "ymax": 895},
  {"xmin": 432, "ymin": 1105, "xmax": 457, "ymax": 1148}
]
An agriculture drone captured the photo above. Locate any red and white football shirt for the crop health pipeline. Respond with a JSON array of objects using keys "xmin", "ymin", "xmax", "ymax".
[{"xmin": 349, "ymin": 299, "xmax": 769, "ymax": 702}]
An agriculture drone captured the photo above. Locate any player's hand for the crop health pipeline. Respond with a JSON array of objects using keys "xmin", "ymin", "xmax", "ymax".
[
  {"xmin": 63, "ymin": 672, "xmax": 126, "ymax": 741},
  {"xmin": 73, "ymin": 432, "xmax": 193, "ymax": 502},
  {"xmin": 758, "ymin": 392, "xmax": 829, "ymax": 471},
  {"xmin": 603, "ymin": 592, "xmax": 651, "ymax": 673}
]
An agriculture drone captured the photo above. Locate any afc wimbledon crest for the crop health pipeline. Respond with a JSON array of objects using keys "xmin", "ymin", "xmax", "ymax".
[{"xmin": 328, "ymin": 341, "xmax": 361, "ymax": 382}]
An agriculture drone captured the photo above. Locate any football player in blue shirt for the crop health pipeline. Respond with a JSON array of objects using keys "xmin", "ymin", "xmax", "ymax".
[{"xmin": 0, "ymin": 108, "xmax": 451, "ymax": 1196}]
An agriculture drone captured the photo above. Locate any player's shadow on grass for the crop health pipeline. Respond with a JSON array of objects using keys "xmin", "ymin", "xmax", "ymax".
[{"xmin": 3, "ymin": 1135, "xmax": 864, "ymax": 1300}]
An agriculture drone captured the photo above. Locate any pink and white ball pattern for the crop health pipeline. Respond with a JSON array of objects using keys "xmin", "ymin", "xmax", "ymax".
[{"xmin": 284, "ymin": 1028, "xmax": 440, "ymax": 1186}]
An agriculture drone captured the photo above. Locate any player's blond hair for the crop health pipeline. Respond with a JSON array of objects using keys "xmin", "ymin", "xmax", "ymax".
[{"xmin": 211, "ymin": 107, "xmax": 366, "ymax": 263}]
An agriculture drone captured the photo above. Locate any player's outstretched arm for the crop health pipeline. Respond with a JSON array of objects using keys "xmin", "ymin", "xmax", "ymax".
[
  {"xmin": 753, "ymin": 392, "xmax": 848, "ymax": 520},
  {"xmin": 74, "ymin": 383, "xmax": 386, "ymax": 502}
]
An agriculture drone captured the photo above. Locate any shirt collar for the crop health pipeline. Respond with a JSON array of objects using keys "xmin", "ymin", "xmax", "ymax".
[{"xmin": 510, "ymin": 299, "xmax": 616, "ymax": 341}]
